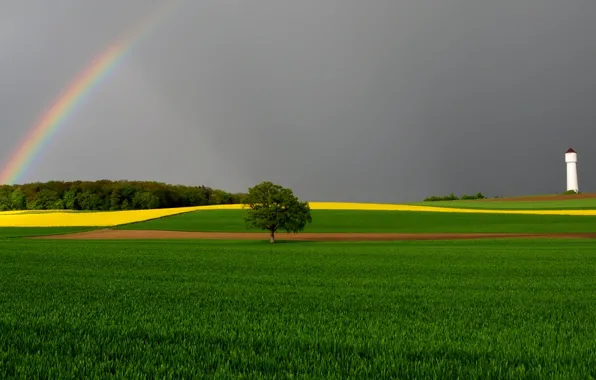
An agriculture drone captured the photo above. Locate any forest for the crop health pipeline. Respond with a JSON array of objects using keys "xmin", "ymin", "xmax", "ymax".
[{"xmin": 0, "ymin": 180, "xmax": 246, "ymax": 211}]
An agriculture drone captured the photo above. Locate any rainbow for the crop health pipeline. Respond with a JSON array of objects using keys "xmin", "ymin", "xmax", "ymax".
[{"xmin": 0, "ymin": 0, "xmax": 184, "ymax": 185}]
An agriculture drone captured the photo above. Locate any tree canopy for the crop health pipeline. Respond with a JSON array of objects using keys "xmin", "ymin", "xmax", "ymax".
[
  {"xmin": 242, "ymin": 181, "xmax": 312, "ymax": 243},
  {"xmin": 0, "ymin": 180, "xmax": 246, "ymax": 211}
]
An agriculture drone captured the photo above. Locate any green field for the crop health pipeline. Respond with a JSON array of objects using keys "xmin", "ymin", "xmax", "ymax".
[
  {"xmin": 2, "ymin": 239, "xmax": 596, "ymax": 378},
  {"xmin": 4, "ymin": 200, "xmax": 596, "ymax": 378},
  {"xmin": 118, "ymin": 209, "xmax": 596, "ymax": 233},
  {"xmin": 413, "ymin": 198, "xmax": 596, "ymax": 210},
  {"xmin": 0, "ymin": 227, "xmax": 93, "ymax": 238}
]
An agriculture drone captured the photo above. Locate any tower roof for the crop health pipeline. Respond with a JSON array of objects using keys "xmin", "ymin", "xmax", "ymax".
[{"xmin": 566, "ymin": 148, "xmax": 576, "ymax": 153}]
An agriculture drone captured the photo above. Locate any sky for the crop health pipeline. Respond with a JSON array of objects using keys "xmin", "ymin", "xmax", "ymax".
[{"xmin": 0, "ymin": 0, "xmax": 595, "ymax": 202}]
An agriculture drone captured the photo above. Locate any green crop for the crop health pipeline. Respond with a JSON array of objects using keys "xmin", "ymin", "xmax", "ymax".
[
  {"xmin": 118, "ymin": 209, "xmax": 596, "ymax": 233},
  {"xmin": 2, "ymin": 239, "xmax": 596, "ymax": 378},
  {"xmin": 412, "ymin": 198, "xmax": 596, "ymax": 210},
  {"xmin": 0, "ymin": 227, "xmax": 93, "ymax": 238}
]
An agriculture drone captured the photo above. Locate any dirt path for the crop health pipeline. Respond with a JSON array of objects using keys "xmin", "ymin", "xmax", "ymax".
[{"xmin": 31, "ymin": 229, "xmax": 596, "ymax": 241}]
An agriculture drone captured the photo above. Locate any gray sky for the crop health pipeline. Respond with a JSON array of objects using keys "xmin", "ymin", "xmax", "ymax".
[{"xmin": 1, "ymin": 0, "xmax": 595, "ymax": 202}]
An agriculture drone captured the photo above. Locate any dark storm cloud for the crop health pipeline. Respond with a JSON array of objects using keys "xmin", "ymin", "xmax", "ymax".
[{"xmin": 1, "ymin": 0, "xmax": 595, "ymax": 202}]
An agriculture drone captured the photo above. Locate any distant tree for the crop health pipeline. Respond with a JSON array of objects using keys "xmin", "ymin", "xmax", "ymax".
[
  {"xmin": 185, "ymin": 188, "xmax": 208, "ymax": 206},
  {"xmin": 132, "ymin": 191, "xmax": 160, "ymax": 209},
  {"xmin": 63, "ymin": 189, "xmax": 78, "ymax": 210},
  {"xmin": 0, "ymin": 194, "xmax": 10, "ymax": 211},
  {"xmin": 29, "ymin": 189, "xmax": 60, "ymax": 210},
  {"xmin": 0, "ymin": 180, "xmax": 245, "ymax": 211},
  {"xmin": 209, "ymin": 189, "xmax": 231, "ymax": 205},
  {"xmin": 109, "ymin": 190, "xmax": 122, "ymax": 211},
  {"xmin": 10, "ymin": 189, "xmax": 27, "ymax": 210},
  {"xmin": 53, "ymin": 199, "xmax": 65, "ymax": 210},
  {"xmin": 0, "ymin": 186, "xmax": 11, "ymax": 211},
  {"xmin": 229, "ymin": 193, "xmax": 248, "ymax": 204},
  {"xmin": 77, "ymin": 190, "xmax": 102, "ymax": 210},
  {"xmin": 242, "ymin": 181, "xmax": 312, "ymax": 243}
]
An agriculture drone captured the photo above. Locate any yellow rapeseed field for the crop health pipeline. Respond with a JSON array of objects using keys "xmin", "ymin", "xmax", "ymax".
[
  {"xmin": 0, "ymin": 202, "xmax": 595, "ymax": 227},
  {"xmin": 0, "ymin": 206, "xmax": 200, "ymax": 227},
  {"xmin": 0, "ymin": 210, "xmax": 32, "ymax": 215},
  {"xmin": 308, "ymin": 202, "xmax": 596, "ymax": 215}
]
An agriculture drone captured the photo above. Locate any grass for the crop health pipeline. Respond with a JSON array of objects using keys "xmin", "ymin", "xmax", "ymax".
[
  {"xmin": 413, "ymin": 198, "xmax": 596, "ymax": 210},
  {"xmin": 117, "ymin": 209, "xmax": 596, "ymax": 233},
  {"xmin": 2, "ymin": 239, "xmax": 596, "ymax": 378},
  {"xmin": 0, "ymin": 227, "xmax": 94, "ymax": 238}
]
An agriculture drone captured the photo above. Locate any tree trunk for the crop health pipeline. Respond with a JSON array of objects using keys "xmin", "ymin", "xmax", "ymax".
[{"xmin": 269, "ymin": 230, "xmax": 275, "ymax": 244}]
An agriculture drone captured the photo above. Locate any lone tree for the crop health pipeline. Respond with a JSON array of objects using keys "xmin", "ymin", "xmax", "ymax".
[{"xmin": 242, "ymin": 181, "xmax": 312, "ymax": 243}]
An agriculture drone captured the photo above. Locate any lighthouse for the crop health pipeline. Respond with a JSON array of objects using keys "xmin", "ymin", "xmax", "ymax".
[{"xmin": 565, "ymin": 148, "xmax": 579, "ymax": 193}]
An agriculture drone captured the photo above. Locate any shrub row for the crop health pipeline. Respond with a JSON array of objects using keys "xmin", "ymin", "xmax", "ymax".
[
  {"xmin": 0, "ymin": 180, "xmax": 247, "ymax": 211},
  {"xmin": 423, "ymin": 192, "xmax": 486, "ymax": 202}
]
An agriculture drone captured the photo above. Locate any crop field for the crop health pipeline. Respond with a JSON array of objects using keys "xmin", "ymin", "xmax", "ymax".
[
  {"xmin": 414, "ymin": 198, "xmax": 596, "ymax": 210},
  {"xmin": 0, "ymin": 227, "xmax": 93, "ymax": 238},
  {"xmin": 3, "ymin": 197, "xmax": 596, "ymax": 228},
  {"xmin": 2, "ymin": 195, "xmax": 596, "ymax": 378},
  {"xmin": 4, "ymin": 197, "xmax": 596, "ymax": 228},
  {"xmin": 0, "ymin": 205, "xmax": 214, "ymax": 227},
  {"xmin": 118, "ymin": 209, "xmax": 596, "ymax": 234},
  {"xmin": 2, "ymin": 238, "xmax": 596, "ymax": 378}
]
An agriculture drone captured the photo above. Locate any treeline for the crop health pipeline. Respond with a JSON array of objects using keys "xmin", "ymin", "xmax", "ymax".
[
  {"xmin": 423, "ymin": 192, "xmax": 486, "ymax": 202},
  {"xmin": 0, "ymin": 180, "xmax": 247, "ymax": 211}
]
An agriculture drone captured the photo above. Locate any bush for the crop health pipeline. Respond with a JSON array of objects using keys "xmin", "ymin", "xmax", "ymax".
[
  {"xmin": 423, "ymin": 192, "xmax": 485, "ymax": 202},
  {"xmin": 563, "ymin": 190, "xmax": 580, "ymax": 195},
  {"xmin": 461, "ymin": 192, "xmax": 485, "ymax": 200}
]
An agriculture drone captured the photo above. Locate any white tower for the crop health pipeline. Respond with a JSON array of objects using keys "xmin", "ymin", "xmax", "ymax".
[{"xmin": 565, "ymin": 148, "xmax": 579, "ymax": 193}]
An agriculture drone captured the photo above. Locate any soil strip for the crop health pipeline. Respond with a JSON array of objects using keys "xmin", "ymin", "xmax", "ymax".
[{"xmin": 31, "ymin": 229, "xmax": 596, "ymax": 241}]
